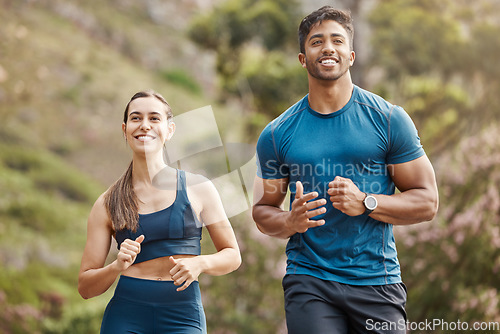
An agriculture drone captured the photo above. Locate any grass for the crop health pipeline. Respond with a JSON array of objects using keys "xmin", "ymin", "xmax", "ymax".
[
  {"xmin": 0, "ymin": 140, "xmax": 102, "ymax": 296},
  {"xmin": 0, "ymin": 1, "xmax": 246, "ymax": 332},
  {"xmin": 0, "ymin": 139, "xmax": 113, "ymax": 331}
]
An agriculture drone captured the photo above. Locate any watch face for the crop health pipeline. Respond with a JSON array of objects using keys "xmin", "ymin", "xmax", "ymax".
[{"xmin": 365, "ymin": 196, "xmax": 377, "ymax": 210}]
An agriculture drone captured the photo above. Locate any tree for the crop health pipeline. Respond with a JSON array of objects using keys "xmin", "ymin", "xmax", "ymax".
[
  {"xmin": 368, "ymin": 0, "xmax": 500, "ymax": 329},
  {"xmin": 188, "ymin": 0, "xmax": 305, "ymax": 130}
]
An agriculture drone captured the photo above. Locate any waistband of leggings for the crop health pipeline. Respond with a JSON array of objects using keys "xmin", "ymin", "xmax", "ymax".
[{"xmin": 113, "ymin": 275, "xmax": 201, "ymax": 305}]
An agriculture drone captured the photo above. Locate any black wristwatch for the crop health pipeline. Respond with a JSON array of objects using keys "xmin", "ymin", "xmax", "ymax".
[{"xmin": 363, "ymin": 194, "xmax": 378, "ymax": 215}]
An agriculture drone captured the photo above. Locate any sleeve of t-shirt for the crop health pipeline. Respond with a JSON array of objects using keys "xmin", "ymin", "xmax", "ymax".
[
  {"xmin": 387, "ymin": 106, "xmax": 425, "ymax": 164},
  {"xmin": 256, "ymin": 122, "xmax": 289, "ymax": 179}
]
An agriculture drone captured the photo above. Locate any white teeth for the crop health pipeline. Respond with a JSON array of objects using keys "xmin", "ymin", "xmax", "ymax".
[
  {"xmin": 321, "ymin": 59, "xmax": 336, "ymax": 64},
  {"xmin": 137, "ymin": 136, "xmax": 153, "ymax": 141}
]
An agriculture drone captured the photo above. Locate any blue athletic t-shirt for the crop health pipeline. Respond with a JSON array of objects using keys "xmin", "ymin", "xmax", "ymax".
[{"xmin": 256, "ymin": 85, "xmax": 425, "ymax": 285}]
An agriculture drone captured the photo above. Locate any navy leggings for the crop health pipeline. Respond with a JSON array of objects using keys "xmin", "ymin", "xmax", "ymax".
[{"xmin": 100, "ymin": 276, "xmax": 206, "ymax": 334}]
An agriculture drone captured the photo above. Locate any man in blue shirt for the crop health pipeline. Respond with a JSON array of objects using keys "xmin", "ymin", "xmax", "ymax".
[{"xmin": 252, "ymin": 6, "xmax": 438, "ymax": 334}]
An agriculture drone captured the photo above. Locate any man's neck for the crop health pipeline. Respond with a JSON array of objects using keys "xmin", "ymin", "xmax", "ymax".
[{"xmin": 307, "ymin": 74, "xmax": 354, "ymax": 115}]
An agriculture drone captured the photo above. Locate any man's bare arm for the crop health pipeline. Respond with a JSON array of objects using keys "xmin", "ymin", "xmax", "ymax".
[
  {"xmin": 371, "ymin": 155, "xmax": 438, "ymax": 225},
  {"xmin": 328, "ymin": 155, "xmax": 438, "ymax": 225},
  {"xmin": 252, "ymin": 177, "xmax": 326, "ymax": 239}
]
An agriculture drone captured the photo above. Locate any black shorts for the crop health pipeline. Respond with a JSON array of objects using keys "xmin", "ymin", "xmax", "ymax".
[{"xmin": 283, "ymin": 274, "xmax": 407, "ymax": 334}]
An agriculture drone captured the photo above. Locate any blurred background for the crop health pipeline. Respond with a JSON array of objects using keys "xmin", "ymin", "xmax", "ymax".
[{"xmin": 1, "ymin": 0, "xmax": 500, "ymax": 333}]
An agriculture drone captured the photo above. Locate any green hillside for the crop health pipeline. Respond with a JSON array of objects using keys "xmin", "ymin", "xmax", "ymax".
[
  {"xmin": 2, "ymin": 0, "xmax": 500, "ymax": 333},
  {"xmin": 0, "ymin": 0, "xmax": 233, "ymax": 184},
  {"xmin": 0, "ymin": 1, "xmax": 241, "ymax": 332},
  {"xmin": 0, "ymin": 141, "xmax": 107, "ymax": 332}
]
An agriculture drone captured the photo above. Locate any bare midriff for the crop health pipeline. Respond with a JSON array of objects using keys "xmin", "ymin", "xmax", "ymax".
[{"xmin": 121, "ymin": 254, "xmax": 196, "ymax": 281}]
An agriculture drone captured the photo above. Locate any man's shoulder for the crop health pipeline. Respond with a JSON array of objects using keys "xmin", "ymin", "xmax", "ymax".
[
  {"xmin": 274, "ymin": 95, "xmax": 309, "ymax": 126},
  {"xmin": 353, "ymin": 85, "xmax": 397, "ymax": 116}
]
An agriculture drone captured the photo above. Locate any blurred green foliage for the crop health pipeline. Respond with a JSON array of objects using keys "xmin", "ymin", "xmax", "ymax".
[
  {"xmin": 368, "ymin": 0, "xmax": 500, "ymax": 332},
  {"xmin": 189, "ymin": 0, "xmax": 306, "ymax": 138},
  {"xmin": 0, "ymin": 141, "xmax": 106, "ymax": 333},
  {"xmin": 369, "ymin": 0, "xmax": 463, "ymax": 79},
  {"xmin": 1, "ymin": 0, "xmax": 500, "ymax": 333},
  {"xmin": 159, "ymin": 68, "xmax": 202, "ymax": 96},
  {"xmin": 396, "ymin": 124, "xmax": 500, "ymax": 333}
]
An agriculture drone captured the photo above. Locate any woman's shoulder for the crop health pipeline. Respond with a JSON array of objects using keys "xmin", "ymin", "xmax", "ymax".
[
  {"xmin": 85, "ymin": 191, "xmax": 113, "ymax": 233},
  {"xmin": 93, "ymin": 191, "xmax": 108, "ymax": 209},
  {"xmin": 90, "ymin": 191, "xmax": 112, "ymax": 219},
  {"xmin": 183, "ymin": 170, "xmax": 214, "ymax": 192}
]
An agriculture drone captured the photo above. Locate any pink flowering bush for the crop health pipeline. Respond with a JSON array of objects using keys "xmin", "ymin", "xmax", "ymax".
[{"xmin": 396, "ymin": 124, "xmax": 500, "ymax": 331}]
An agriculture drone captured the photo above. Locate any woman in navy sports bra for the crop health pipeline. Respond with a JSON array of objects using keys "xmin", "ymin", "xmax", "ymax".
[{"xmin": 78, "ymin": 90, "xmax": 241, "ymax": 333}]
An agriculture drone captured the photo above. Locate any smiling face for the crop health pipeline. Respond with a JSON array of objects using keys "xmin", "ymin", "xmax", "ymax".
[
  {"xmin": 299, "ymin": 20, "xmax": 355, "ymax": 82},
  {"xmin": 122, "ymin": 96, "xmax": 175, "ymax": 156}
]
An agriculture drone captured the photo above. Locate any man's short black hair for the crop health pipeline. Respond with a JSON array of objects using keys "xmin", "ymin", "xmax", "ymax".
[{"xmin": 298, "ymin": 6, "xmax": 354, "ymax": 54}]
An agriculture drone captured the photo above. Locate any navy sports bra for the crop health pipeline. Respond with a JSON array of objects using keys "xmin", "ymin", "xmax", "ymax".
[{"xmin": 115, "ymin": 170, "xmax": 202, "ymax": 264}]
